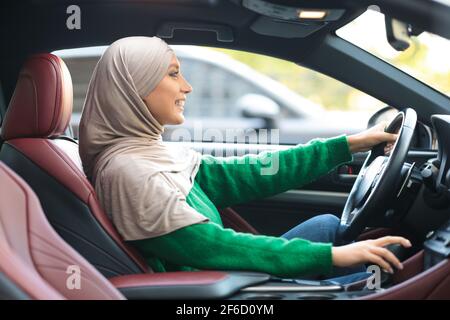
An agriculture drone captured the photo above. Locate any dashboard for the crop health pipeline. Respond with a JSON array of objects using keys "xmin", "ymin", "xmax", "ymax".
[{"xmin": 370, "ymin": 106, "xmax": 435, "ymax": 150}]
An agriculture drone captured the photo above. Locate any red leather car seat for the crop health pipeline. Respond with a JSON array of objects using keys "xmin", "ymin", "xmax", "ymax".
[
  {"xmin": 0, "ymin": 161, "xmax": 124, "ymax": 299},
  {"xmin": 0, "ymin": 53, "xmax": 148, "ymax": 277}
]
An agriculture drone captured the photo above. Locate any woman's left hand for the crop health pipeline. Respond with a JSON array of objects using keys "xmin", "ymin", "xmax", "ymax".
[{"xmin": 347, "ymin": 122, "xmax": 398, "ymax": 154}]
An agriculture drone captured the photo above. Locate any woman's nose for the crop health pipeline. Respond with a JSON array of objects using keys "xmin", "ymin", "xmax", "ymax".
[{"xmin": 181, "ymin": 76, "xmax": 193, "ymax": 94}]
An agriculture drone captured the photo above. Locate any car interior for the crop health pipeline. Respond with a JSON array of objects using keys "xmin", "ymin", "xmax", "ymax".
[{"xmin": 0, "ymin": 0, "xmax": 450, "ymax": 300}]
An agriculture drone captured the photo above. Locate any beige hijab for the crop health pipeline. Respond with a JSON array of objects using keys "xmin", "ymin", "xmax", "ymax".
[{"xmin": 79, "ymin": 36, "xmax": 208, "ymax": 241}]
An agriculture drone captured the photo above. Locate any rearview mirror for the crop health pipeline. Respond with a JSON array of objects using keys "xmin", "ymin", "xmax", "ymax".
[
  {"xmin": 385, "ymin": 16, "xmax": 423, "ymax": 51},
  {"xmin": 385, "ymin": 17, "xmax": 411, "ymax": 51}
]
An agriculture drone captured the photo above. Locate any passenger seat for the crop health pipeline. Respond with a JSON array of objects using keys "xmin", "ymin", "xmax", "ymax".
[{"xmin": 0, "ymin": 161, "xmax": 124, "ymax": 299}]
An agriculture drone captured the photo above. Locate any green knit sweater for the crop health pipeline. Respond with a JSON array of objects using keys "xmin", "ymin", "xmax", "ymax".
[{"xmin": 130, "ymin": 135, "xmax": 352, "ymax": 278}]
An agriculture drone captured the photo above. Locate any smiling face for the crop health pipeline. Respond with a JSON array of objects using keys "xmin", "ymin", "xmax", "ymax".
[{"xmin": 143, "ymin": 54, "xmax": 192, "ymax": 126}]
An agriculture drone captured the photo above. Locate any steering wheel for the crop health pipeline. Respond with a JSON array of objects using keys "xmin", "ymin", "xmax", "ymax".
[{"xmin": 339, "ymin": 108, "xmax": 417, "ymax": 242}]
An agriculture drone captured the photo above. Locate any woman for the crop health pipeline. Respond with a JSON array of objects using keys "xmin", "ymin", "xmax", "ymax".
[{"xmin": 79, "ymin": 36, "xmax": 410, "ymax": 284}]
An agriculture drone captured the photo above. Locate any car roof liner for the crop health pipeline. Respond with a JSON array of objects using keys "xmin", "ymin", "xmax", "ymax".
[{"xmin": 0, "ymin": 0, "xmax": 359, "ymax": 56}]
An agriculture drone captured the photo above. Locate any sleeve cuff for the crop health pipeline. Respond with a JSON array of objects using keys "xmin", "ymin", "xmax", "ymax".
[
  {"xmin": 310, "ymin": 242, "xmax": 333, "ymax": 276},
  {"xmin": 326, "ymin": 135, "xmax": 353, "ymax": 166}
]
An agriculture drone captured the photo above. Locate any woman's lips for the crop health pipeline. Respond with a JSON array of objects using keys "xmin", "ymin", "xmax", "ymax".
[{"xmin": 175, "ymin": 99, "xmax": 185, "ymax": 111}]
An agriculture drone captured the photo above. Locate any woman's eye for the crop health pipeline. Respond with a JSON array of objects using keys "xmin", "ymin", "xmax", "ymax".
[{"xmin": 170, "ymin": 71, "xmax": 179, "ymax": 78}]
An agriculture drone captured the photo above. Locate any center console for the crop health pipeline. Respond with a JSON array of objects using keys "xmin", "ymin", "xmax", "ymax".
[{"xmin": 230, "ymin": 277, "xmax": 375, "ymax": 300}]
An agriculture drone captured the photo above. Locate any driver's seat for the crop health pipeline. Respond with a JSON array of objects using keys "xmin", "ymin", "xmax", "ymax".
[{"xmin": 0, "ymin": 53, "xmax": 149, "ymax": 277}]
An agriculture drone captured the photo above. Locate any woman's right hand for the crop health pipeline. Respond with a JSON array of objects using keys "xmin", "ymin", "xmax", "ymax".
[{"xmin": 331, "ymin": 236, "xmax": 412, "ymax": 274}]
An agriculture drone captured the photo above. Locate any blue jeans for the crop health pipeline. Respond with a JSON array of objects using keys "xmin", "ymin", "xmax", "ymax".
[{"xmin": 281, "ymin": 214, "xmax": 370, "ymax": 285}]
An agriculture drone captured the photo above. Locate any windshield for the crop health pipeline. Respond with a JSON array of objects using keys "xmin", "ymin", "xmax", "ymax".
[{"xmin": 337, "ymin": 7, "xmax": 450, "ymax": 96}]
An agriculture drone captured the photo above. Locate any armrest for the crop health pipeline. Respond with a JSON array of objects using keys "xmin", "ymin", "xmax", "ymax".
[{"xmin": 109, "ymin": 271, "xmax": 270, "ymax": 300}]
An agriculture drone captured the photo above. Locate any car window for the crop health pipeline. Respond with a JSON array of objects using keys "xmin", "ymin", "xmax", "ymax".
[
  {"xmin": 337, "ymin": 8, "xmax": 450, "ymax": 97},
  {"xmin": 54, "ymin": 45, "xmax": 385, "ymax": 144},
  {"xmin": 179, "ymin": 57, "xmax": 267, "ymax": 118},
  {"xmin": 66, "ymin": 57, "xmax": 97, "ymax": 115}
]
